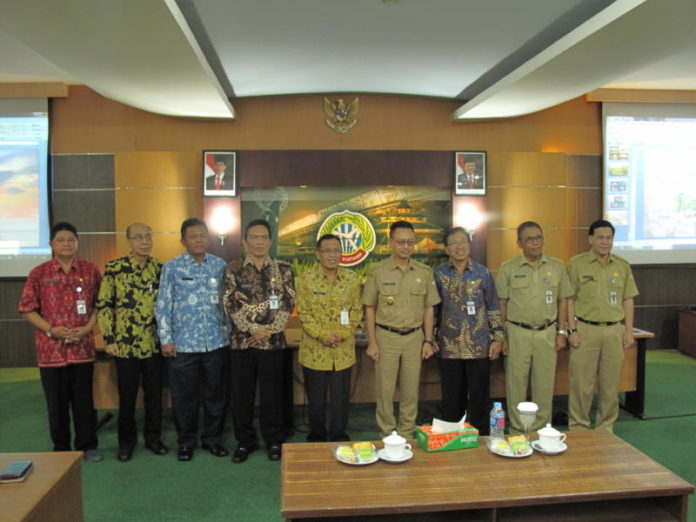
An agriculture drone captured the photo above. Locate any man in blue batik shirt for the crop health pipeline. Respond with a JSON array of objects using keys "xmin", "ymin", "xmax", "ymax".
[
  {"xmin": 434, "ymin": 227, "xmax": 505, "ymax": 435},
  {"xmin": 156, "ymin": 218, "xmax": 231, "ymax": 461}
]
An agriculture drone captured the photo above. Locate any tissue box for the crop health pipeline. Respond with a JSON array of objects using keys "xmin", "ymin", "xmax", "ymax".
[{"xmin": 415, "ymin": 424, "xmax": 479, "ymax": 452}]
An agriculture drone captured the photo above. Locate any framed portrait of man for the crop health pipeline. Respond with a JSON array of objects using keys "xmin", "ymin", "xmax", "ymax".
[
  {"xmin": 203, "ymin": 150, "xmax": 237, "ymax": 197},
  {"xmin": 454, "ymin": 151, "xmax": 486, "ymax": 196}
]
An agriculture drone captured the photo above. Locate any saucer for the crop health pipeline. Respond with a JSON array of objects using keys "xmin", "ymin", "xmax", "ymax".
[
  {"xmin": 378, "ymin": 448, "xmax": 413, "ymax": 463},
  {"xmin": 488, "ymin": 443, "xmax": 533, "ymax": 459},
  {"xmin": 337, "ymin": 454, "xmax": 378, "ymax": 466},
  {"xmin": 531, "ymin": 440, "xmax": 567, "ymax": 455}
]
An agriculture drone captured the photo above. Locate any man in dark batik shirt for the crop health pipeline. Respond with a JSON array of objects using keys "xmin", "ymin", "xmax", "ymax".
[
  {"xmin": 223, "ymin": 219, "xmax": 295, "ymax": 463},
  {"xmin": 434, "ymin": 227, "xmax": 505, "ymax": 435}
]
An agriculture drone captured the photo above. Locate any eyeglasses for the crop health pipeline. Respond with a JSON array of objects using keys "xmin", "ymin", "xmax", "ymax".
[
  {"xmin": 520, "ymin": 235, "xmax": 543, "ymax": 244},
  {"xmin": 319, "ymin": 248, "xmax": 342, "ymax": 255},
  {"xmin": 394, "ymin": 240, "xmax": 416, "ymax": 247},
  {"xmin": 53, "ymin": 237, "xmax": 77, "ymax": 244},
  {"xmin": 128, "ymin": 234, "xmax": 153, "ymax": 242}
]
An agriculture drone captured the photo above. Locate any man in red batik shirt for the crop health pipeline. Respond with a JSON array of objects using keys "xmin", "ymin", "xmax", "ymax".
[{"xmin": 18, "ymin": 222, "xmax": 103, "ymax": 462}]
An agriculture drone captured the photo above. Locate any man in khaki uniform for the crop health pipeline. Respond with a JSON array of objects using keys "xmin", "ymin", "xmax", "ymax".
[
  {"xmin": 363, "ymin": 220, "xmax": 440, "ymax": 438},
  {"xmin": 497, "ymin": 221, "xmax": 573, "ymax": 433},
  {"xmin": 567, "ymin": 219, "xmax": 639, "ymax": 431}
]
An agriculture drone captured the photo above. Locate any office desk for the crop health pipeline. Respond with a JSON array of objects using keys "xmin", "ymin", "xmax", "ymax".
[
  {"xmin": 0, "ymin": 452, "xmax": 83, "ymax": 522},
  {"xmin": 281, "ymin": 430, "xmax": 693, "ymax": 521}
]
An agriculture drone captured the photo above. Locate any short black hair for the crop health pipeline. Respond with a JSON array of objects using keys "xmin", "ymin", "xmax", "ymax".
[
  {"xmin": 316, "ymin": 233, "xmax": 341, "ymax": 250},
  {"xmin": 389, "ymin": 220, "xmax": 414, "ymax": 238},
  {"xmin": 214, "ymin": 155, "xmax": 227, "ymax": 164},
  {"xmin": 517, "ymin": 221, "xmax": 542, "ymax": 240},
  {"xmin": 245, "ymin": 218, "xmax": 272, "ymax": 240},
  {"xmin": 180, "ymin": 217, "xmax": 207, "ymax": 238},
  {"xmin": 50, "ymin": 222, "xmax": 78, "ymax": 241},
  {"xmin": 589, "ymin": 219, "xmax": 615, "ymax": 236},
  {"xmin": 443, "ymin": 226, "xmax": 470, "ymax": 246}
]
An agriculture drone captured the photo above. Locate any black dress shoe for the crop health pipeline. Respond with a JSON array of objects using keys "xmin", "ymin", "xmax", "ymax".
[
  {"xmin": 145, "ymin": 440, "xmax": 169, "ymax": 456},
  {"xmin": 231, "ymin": 444, "xmax": 257, "ymax": 464},
  {"xmin": 117, "ymin": 448, "xmax": 133, "ymax": 462},
  {"xmin": 267, "ymin": 444, "xmax": 282, "ymax": 461},
  {"xmin": 201, "ymin": 443, "xmax": 229, "ymax": 457},
  {"xmin": 177, "ymin": 446, "xmax": 194, "ymax": 461}
]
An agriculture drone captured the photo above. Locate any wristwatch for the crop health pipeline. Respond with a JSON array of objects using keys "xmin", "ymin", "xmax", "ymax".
[
  {"xmin": 46, "ymin": 326, "xmax": 53, "ymax": 338},
  {"xmin": 557, "ymin": 329, "xmax": 568, "ymax": 336},
  {"xmin": 423, "ymin": 339, "xmax": 434, "ymax": 345},
  {"xmin": 568, "ymin": 328, "xmax": 578, "ymax": 334}
]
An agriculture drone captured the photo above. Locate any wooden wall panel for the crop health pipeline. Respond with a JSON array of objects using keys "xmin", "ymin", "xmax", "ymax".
[{"xmin": 51, "ymin": 87, "xmax": 603, "ymax": 155}]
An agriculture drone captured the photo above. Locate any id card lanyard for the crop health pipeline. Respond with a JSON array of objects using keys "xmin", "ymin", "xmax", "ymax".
[
  {"xmin": 269, "ymin": 260, "xmax": 280, "ymax": 310},
  {"xmin": 76, "ymin": 285, "xmax": 87, "ymax": 315}
]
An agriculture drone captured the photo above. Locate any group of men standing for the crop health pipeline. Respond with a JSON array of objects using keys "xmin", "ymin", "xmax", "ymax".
[{"xmin": 18, "ymin": 215, "xmax": 637, "ymax": 464}]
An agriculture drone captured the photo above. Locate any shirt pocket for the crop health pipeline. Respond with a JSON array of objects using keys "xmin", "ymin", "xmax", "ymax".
[
  {"xmin": 578, "ymin": 276, "xmax": 598, "ymax": 298},
  {"xmin": 379, "ymin": 281, "xmax": 399, "ymax": 305},
  {"xmin": 510, "ymin": 276, "xmax": 530, "ymax": 289},
  {"xmin": 409, "ymin": 282, "xmax": 427, "ymax": 296}
]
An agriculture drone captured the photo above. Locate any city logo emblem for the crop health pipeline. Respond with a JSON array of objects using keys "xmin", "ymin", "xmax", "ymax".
[{"xmin": 318, "ymin": 210, "xmax": 375, "ymax": 266}]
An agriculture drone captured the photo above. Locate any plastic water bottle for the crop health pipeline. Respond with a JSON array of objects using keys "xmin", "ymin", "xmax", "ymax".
[{"xmin": 490, "ymin": 402, "xmax": 505, "ymax": 439}]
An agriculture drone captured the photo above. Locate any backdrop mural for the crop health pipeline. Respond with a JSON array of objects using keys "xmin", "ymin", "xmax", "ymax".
[{"xmin": 241, "ymin": 186, "xmax": 451, "ymax": 279}]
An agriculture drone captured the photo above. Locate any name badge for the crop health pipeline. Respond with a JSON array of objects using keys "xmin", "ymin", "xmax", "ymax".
[
  {"xmin": 466, "ymin": 301, "xmax": 476, "ymax": 315},
  {"xmin": 545, "ymin": 290, "xmax": 554, "ymax": 305},
  {"xmin": 340, "ymin": 309, "xmax": 350, "ymax": 326},
  {"xmin": 76, "ymin": 299, "xmax": 87, "ymax": 315},
  {"xmin": 609, "ymin": 291, "xmax": 618, "ymax": 306},
  {"xmin": 210, "ymin": 293, "xmax": 219, "ymax": 305},
  {"xmin": 269, "ymin": 294, "xmax": 279, "ymax": 310}
]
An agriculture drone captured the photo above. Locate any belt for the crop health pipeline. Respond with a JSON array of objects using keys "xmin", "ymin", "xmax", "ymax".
[
  {"xmin": 577, "ymin": 317, "xmax": 620, "ymax": 327},
  {"xmin": 508, "ymin": 319, "xmax": 557, "ymax": 331},
  {"xmin": 377, "ymin": 324, "xmax": 420, "ymax": 336}
]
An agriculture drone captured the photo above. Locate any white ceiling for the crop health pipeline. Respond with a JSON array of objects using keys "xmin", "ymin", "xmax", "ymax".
[{"xmin": 0, "ymin": 0, "xmax": 694, "ymax": 120}]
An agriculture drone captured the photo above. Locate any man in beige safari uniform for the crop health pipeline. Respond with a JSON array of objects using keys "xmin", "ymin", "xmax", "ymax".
[
  {"xmin": 497, "ymin": 221, "xmax": 573, "ymax": 433},
  {"xmin": 567, "ymin": 219, "xmax": 638, "ymax": 431},
  {"xmin": 363, "ymin": 220, "xmax": 440, "ymax": 438}
]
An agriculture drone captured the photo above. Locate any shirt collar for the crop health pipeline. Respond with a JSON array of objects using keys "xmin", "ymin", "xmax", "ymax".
[
  {"xmin": 518, "ymin": 254, "xmax": 548, "ymax": 267},
  {"xmin": 128, "ymin": 253, "xmax": 151, "ymax": 270},
  {"xmin": 183, "ymin": 251, "xmax": 208, "ymax": 264},
  {"xmin": 387, "ymin": 255, "xmax": 413, "ymax": 271},
  {"xmin": 447, "ymin": 258, "xmax": 472, "ymax": 272},
  {"xmin": 49, "ymin": 257, "xmax": 75, "ymax": 272},
  {"xmin": 312, "ymin": 263, "xmax": 342, "ymax": 281},
  {"xmin": 243, "ymin": 255, "xmax": 272, "ymax": 269},
  {"xmin": 588, "ymin": 251, "xmax": 615, "ymax": 264}
]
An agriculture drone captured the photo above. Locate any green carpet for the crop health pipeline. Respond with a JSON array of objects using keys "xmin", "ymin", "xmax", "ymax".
[{"xmin": 1, "ymin": 349, "xmax": 694, "ymax": 521}]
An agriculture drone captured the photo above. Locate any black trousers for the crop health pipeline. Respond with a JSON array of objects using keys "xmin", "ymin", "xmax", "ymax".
[
  {"xmin": 168, "ymin": 347, "xmax": 230, "ymax": 448},
  {"xmin": 230, "ymin": 348, "xmax": 285, "ymax": 447},
  {"xmin": 302, "ymin": 366, "xmax": 351, "ymax": 442},
  {"xmin": 438, "ymin": 357, "xmax": 491, "ymax": 435},
  {"xmin": 40, "ymin": 363, "xmax": 98, "ymax": 451},
  {"xmin": 114, "ymin": 354, "xmax": 164, "ymax": 449}
]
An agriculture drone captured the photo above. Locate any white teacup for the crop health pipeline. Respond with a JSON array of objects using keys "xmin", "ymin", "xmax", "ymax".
[
  {"xmin": 536, "ymin": 423, "xmax": 567, "ymax": 451},
  {"xmin": 383, "ymin": 431, "xmax": 412, "ymax": 459}
]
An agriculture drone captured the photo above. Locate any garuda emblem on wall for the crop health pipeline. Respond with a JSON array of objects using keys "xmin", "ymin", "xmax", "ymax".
[{"xmin": 323, "ymin": 97, "xmax": 359, "ymax": 133}]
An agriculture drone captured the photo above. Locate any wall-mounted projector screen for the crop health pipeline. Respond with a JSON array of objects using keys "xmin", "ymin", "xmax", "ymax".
[
  {"xmin": 603, "ymin": 102, "xmax": 696, "ymax": 265},
  {"xmin": 0, "ymin": 98, "xmax": 51, "ymax": 277}
]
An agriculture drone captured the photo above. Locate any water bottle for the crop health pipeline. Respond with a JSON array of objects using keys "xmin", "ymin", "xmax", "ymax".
[{"xmin": 490, "ymin": 402, "xmax": 505, "ymax": 439}]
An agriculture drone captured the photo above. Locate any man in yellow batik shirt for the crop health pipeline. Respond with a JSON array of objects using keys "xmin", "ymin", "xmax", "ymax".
[
  {"xmin": 96, "ymin": 223, "xmax": 168, "ymax": 461},
  {"xmin": 296, "ymin": 234, "xmax": 363, "ymax": 442}
]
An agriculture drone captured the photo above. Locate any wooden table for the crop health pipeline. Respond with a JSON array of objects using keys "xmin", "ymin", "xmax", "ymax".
[
  {"xmin": 281, "ymin": 430, "xmax": 693, "ymax": 521},
  {"xmin": 0, "ymin": 452, "xmax": 83, "ymax": 522}
]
